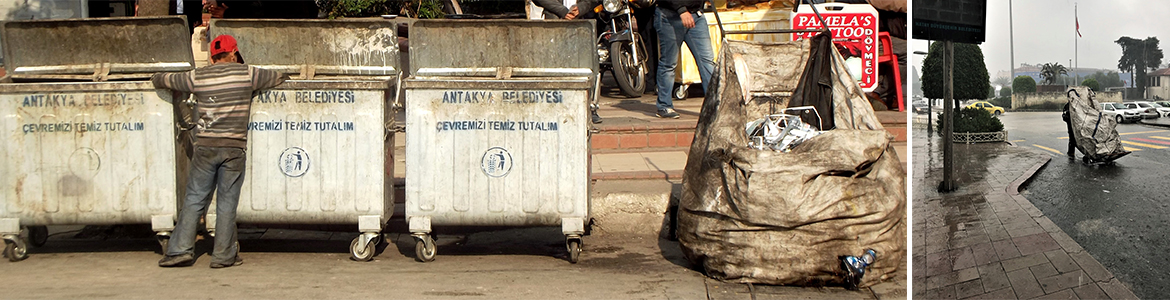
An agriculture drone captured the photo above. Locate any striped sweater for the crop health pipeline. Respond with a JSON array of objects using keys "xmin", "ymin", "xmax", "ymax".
[{"xmin": 152, "ymin": 63, "xmax": 286, "ymax": 149}]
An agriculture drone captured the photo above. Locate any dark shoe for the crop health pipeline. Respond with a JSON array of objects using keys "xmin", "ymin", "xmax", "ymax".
[
  {"xmin": 591, "ymin": 111, "xmax": 603, "ymax": 124},
  {"xmin": 656, "ymin": 108, "xmax": 680, "ymax": 119},
  {"xmin": 158, "ymin": 253, "xmax": 195, "ymax": 267},
  {"xmin": 210, "ymin": 256, "xmax": 243, "ymax": 269}
]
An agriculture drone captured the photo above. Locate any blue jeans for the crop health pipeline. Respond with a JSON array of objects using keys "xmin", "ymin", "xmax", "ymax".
[
  {"xmin": 654, "ymin": 6, "xmax": 716, "ymax": 112},
  {"xmin": 167, "ymin": 146, "xmax": 246, "ymax": 265}
]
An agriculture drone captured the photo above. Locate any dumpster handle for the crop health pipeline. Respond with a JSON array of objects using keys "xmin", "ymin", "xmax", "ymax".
[{"xmin": 708, "ymin": 0, "xmax": 831, "ymax": 40}]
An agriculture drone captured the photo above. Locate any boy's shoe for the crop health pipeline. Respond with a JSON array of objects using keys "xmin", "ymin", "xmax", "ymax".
[
  {"xmin": 158, "ymin": 253, "xmax": 195, "ymax": 267},
  {"xmin": 591, "ymin": 111, "xmax": 603, "ymax": 124},
  {"xmin": 210, "ymin": 256, "xmax": 244, "ymax": 269},
  {"xmin": 656, "ymin": 108, "xmax": 680, "ymax": 119}
]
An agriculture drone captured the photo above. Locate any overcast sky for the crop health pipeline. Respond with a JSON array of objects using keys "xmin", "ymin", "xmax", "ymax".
[{"xmin": 911, "ymin": 0, "xmax": 1170, "ymax": 80}]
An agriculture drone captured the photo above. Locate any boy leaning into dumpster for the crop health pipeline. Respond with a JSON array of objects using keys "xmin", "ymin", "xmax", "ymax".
[{"xmin": 154, "ymin": 35, "xmax": 287, "ymax": 268}]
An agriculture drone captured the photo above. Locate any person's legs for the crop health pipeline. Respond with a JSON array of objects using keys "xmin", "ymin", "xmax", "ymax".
[
  {"xmin": 162, "ymin": 147, "xmax": 219, "ymax": 265},
  {"xmin": 682, "ymin": 13, "xmax": 716, "ymax": 94},
  {"xmin": 654, "ymin": 7, "xmax": 683, "ymax": 113},
  {"xmin": 1066, "ymin": 121, "xmax": 1077, "ymax": 157},
  {"xmin": 210, "ymin": 147, "xmax": 247, "ymax": 266}
]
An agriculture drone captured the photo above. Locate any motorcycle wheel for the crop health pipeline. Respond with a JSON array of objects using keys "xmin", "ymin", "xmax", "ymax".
[{"xmin": 610, "ymin": 38, "xmax": 647, "ymax": 98}]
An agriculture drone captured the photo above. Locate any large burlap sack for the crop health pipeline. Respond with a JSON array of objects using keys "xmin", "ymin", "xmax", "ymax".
[
  {"xmin": 1067, "ymin": 87, "xmax": 1124, "ymax": 158},
  {"xmin": 678, "ymin": 37, "xmax": 905, "ymax": 287}
]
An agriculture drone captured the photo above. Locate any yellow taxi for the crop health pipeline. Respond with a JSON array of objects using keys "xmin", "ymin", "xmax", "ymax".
[{"xmin": 964, "ymin": 101, "xmax": 1005, "ymax": 116}]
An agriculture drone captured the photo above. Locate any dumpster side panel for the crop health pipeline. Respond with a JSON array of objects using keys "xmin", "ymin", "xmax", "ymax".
[
  {"xmin": 236, "ymin": 87, "xmax": 387, "ymax": 224},
  {"xmin": 0, "ymin": 85, "xmax": 178, "ymax": 225},
  {"xmin": 404, "ymin": 86, "xmax": 589, "ymax": 226}
]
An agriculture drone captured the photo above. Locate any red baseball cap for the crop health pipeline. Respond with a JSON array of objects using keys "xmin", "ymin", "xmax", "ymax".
[{"xmin": 210, "ymin": 35, "xmax": 238, "ymax": 57}]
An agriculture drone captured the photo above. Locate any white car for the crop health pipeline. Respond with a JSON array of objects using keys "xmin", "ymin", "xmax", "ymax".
[
  {"xmin": 1153, "ymin": 101, "xmax": 1170, "ymax": 117},
  {"xmin": 1101, "ymin": 102, "xmax": 1141, "ymax": 123},
  {"xmin": 1124, "ymin": 101, "xmax": 1161, "ymax": 119}
]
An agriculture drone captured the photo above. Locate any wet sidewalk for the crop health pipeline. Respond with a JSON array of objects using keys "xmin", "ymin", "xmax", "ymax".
[{"xmin": 911, "ymin": 125, "xmax": 1138, "ymax": 299}]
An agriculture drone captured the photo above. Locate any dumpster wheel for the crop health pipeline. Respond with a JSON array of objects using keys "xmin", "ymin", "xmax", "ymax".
[
  {"xmin": 156, "ymin": 234, "xmax": 170, "ymax": 254},
  {"xmin": 350, "ymin": 234, "xmax": 380, "ymax": 262},
  {"xmin": 414, "ymin": 234, "xmax": 436, "ymax": 262},
  {"xmin": 4, "ymin": 237, "xmax": 28, "ymax": 262},
  {"xmin": 673, "ymin": 84, "xmax": 689, "ymax": 100},
  {"xmin": 28, "ymin": 226, "xmax": 48, "ymax": 248},
  {"xmin": 566, "ymin": 237, "xmax": 582, "ymax": 264}
]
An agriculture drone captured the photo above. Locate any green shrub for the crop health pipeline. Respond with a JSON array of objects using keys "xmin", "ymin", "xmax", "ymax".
[
  {"xmin": 989, "ymin": 96, "xmax": 1011, "ymax": 108},
  {"xmin": 1013, "ymin": 76, "xmax": 1036, "ymax": 93},
  {"xmin": 937, "ymin": 107, "xmax": 1004, "ymax": 133},
  {"xmin": 999, "ymin": 86, "xmax": 1012, "ymax": 97},
  {"xmin": 1081, "ymin": 78, "xmax": 1101, "ymax": 91}
]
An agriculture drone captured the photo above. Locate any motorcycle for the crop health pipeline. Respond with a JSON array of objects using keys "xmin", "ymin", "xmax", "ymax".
[{"xmin": 592, "ymin": 0, "xmax": 650, "ymax": 97}]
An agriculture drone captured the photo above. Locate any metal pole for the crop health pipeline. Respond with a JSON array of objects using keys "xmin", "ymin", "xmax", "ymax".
[
  {"xmin": 1010, "ymin": 0, "xmax": 1015, "ymax": 80},
  {"xmin": 942, "ymin": 41, "xmax": 955, "ymax": 192},
  {"xmin": 1075, "ymin": 3, "xmax": 1078, "ymax": 85},
  {"xmin": 927, "ymin": 41, "xmax": 933, "ymax": 137}
]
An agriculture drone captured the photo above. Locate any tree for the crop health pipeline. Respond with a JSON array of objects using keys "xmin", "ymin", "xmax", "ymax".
[
  {"xmin": 921, "ymin": 42, "xmax": 991, "ymax": 106},
  {"xmin": 1000, "ymin": 86, "xmax": 1013, "ymax": 97},
  {"xmin": 1088, "ymin": 71, "xmax": 1125, "ymax": 89},
  {"xmin": 1116, "ymin": 36, "xmax": 1164, "ymax": 91},
  {"xmin": 992, "ymin": 76, "xmax": 1012, "ymax": 88},
  {"xmin": 1013, "ymin": 75, "xmax": 1037, "ymax": 93},
  {"xmin": 1082, "ymin": 78, "xmax": 1101, "ymax": 91},
  {"xmin": 1039, "ymin": 63, "xmax": 1069, "ymax": 85}
]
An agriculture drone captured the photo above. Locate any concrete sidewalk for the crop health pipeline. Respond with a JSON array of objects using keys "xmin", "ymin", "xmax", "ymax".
[{"xmin": 911, "ymin": 125, "xmax": 1138, "ymax": 299}]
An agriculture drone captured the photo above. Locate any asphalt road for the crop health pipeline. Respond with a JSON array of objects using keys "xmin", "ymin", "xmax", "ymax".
[{"xmin": 1004, "ymin": 112, "xmax": 1170, "ymax": 299}]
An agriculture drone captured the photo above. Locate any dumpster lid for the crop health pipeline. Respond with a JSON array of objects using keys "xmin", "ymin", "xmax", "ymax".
[
  {"xmin": 210, "ymin": 19, "xmax": 399, "ymax": 79},
  {"xmin": 1, "ymin": 17, "xmax": 196, "ymax": 81},
  {"xmin": 410, "ymin": 20, "xmax": 596, "ymax": 78}
]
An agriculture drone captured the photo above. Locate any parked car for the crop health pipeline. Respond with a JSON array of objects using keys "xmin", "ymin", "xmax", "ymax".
[
  {"xmin": 964, "ymin": 101, "xmax": 1004, "ymax": 116},
  {"xmin": 1154, "ymin": 101, "xmax": 1170, "ymax": 117},
  {"xmin": 1101, "ymin": 102, "xmax": 1142, "ymax": 123},
  {"xmin": 1124, "ymin": 101, "xmax": 1160, "ymax": 119},
  {"xmin": 912, "ymin": 100, "xmax": 929, "ymax": 114}
]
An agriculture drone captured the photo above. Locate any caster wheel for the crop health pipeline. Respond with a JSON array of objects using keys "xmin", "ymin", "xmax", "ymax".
[
  {"xmin": 1083, "ymin": 156, "xmax": 1091, "ymax": 164},
  {"xmin": 28, "ymin": 226, "xmax": 48, "ymax": 248},
  {"xmin": 4, "ymin": 239, "xmax": 28, "ymax": 262},
  {"xmin": 566, "ymin": 239, "xmax": 582, "ymax": 264},
  {"xmin": 414, "ymin": 235, "xmax": 436, "ymax": 263},
  {"xmin": 350, "ymin": 236, "xmax": 377, "ymax": 262},
  {"xmin": 673, "ymin": 84, "xmax": 689, "ymax": 100}
]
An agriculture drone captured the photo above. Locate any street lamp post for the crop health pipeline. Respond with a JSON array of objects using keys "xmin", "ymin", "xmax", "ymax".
[{"xmin": 942, "ymin": 41, "xmax": 955, "ymax": 192}]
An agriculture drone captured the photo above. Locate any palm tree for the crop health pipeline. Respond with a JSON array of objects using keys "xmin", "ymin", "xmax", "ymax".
[{"xmin": 1039, "ymin": 63, "xmax": 1069, "ymax": 85}]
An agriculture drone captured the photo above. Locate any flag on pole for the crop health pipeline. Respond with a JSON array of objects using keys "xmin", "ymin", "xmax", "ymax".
[{"xmin": 1076, "ymin": 16, "xmax": 1082, "ymax": 37}]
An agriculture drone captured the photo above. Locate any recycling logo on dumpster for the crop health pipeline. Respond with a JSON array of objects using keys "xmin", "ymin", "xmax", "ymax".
[
  {"xmin": 279, "ymin": 147, "xmax": 310, "ymax": 177},
  {"xmin": 481, "ymin": 147, "xmax": 513, "ymax": 178}
]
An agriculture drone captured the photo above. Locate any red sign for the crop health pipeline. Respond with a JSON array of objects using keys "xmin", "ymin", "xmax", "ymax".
[{"xmin": 792, "ymin": 5, "xmax": 879, "ymax": 91}]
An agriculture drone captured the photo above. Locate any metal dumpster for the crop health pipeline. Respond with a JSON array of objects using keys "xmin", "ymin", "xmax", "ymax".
[
  {"xmin": 404, "ymin": 20, "xmax": 594, "ymax": 263},
  {"xmin": 208, "ymin": 19, "xmax": 399, "ymax": 261},
  {"xmin": 0, "ymin": 17, "xmax": 195, "ymax": 261}
]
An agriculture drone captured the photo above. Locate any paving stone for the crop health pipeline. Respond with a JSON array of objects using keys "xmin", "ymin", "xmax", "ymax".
[
  {"xmin": 928, "ymin": 270, "xmax": 961, "ymax": 290},
  {"xmin": 964, "ymin": 287, "xmax": 1015, "ymax": 300},
  {"xmin": 977, "ymin": 263, "xmax": 1011, "ymax": 293},
  {"xmin": 1044, "ymin": 250, "xmax": 1081, "ymax": 274},
  {"xmin": 1029, "ymin": 263, "xmax": 1059, "ymax": 279},
  {"xmin": 1031, "ymin": 288, "xmax": 1077, "ymax": 300},
  {"xmin": 927, "ymin": 251, "xmax": 955, "ymax": 276},
  {"xmin": 992, "ymin": 239, "xmax": 1023, "ymax": 260},
  {"xmin": 954, "ymin": 279, "xmax": 984, "ymax": 299},
  {"xmin": 953, "ymin": 247, "xmax": 977, "ymax": 271},
  {"xmin": 1013, "ymin": 233, "xmax": 1062, "ymax": 257},
  {"xmin": 1001, "ymin": 253, "xmax": 1050, "ymax": 272},
  {"xmin": 1035, "ymin": 216, "xmax": 1064, "ymax": 233},
  {"xmin": 1007, "ymin": 268, "xmax": 1045, "ymax": 299},
  {"xmin": 1069, "ymin": 251, "xmax": 1114, "ymax": 282},
  {"xmin": 970, "ymin": 242, "xmax": 1000, "ymax": 266},
  {"xmin": 926, "ymin": 286, "xmax": 958, "ymax": 300},
  {"xmin": 1008, "ymin": 226, "xmax": 1047, "ymax": 238},
  {"xmin": 1097, "ymin": 278, "xmax": 1139, "ymax": 300},
  {"xmin": 985, "ymin": 225, "xmax": 1013, "ymax": 242},
  {"xmin": 1071, "ymin": 283, "xmax": 1109, "ymax": 300},
  {"xmin": 957, "ymin": 267, "xmax": 980, "ymax": 283},
  {"xmin": 1048, "ymin": 230, "xmax": 1085, "ymax": 254},
  {"xmin": 1037, "ymin": 270, "xmax": 1090, "ymax": 295}
]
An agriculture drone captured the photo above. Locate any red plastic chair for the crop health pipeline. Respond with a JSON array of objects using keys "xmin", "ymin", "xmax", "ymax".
[{"xmin": 877, "ymin": 32, "xmax": 904, "ymax": 112}]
